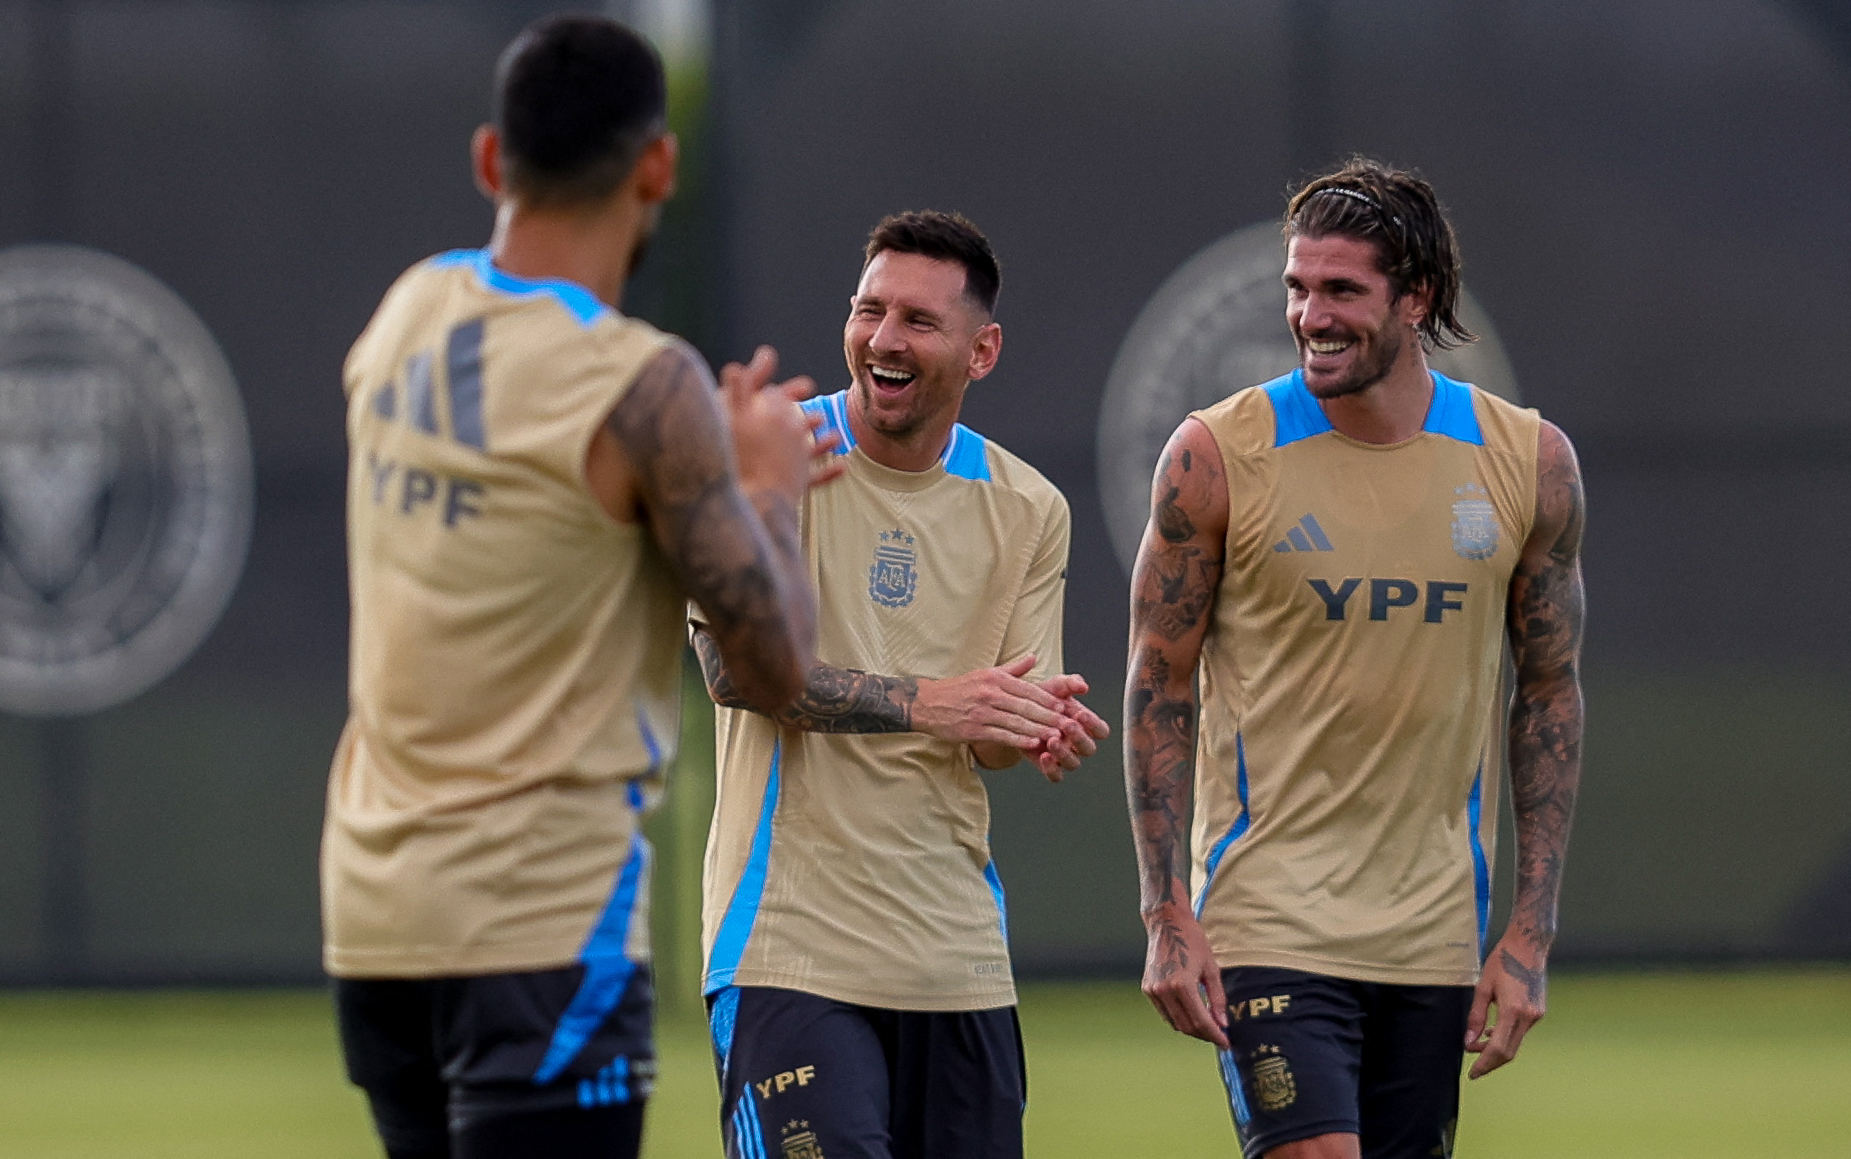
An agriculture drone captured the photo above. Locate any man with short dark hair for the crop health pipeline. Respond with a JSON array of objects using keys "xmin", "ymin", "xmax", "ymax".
[
  {"xmin": 322, "ymin": 15, "xmax": 829, "ymax": 1159},
  {"xmin": 1125, "ymin": 158, "xmax": 1585, "ymax": 1159},
  {"xmin": 693, "ymin": 210, "xmax": 1110, "ymax": 1159}
]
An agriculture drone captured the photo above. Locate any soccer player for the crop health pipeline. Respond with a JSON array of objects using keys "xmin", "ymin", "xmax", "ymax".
[
  {"xmin": 1124, "ymin": 159, "xmax": 1585, "ymax": 1159},
  {"xmin": 691, "ymin": 211, "xmax": 1111, "ymax": 1159},
  {"xmin": 321, "ymin": 16, "xmax": 831, "ymax": 1159}
]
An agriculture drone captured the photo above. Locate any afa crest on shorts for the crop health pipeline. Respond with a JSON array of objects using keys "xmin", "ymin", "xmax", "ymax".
[
  {"xmin": 869, "ymin": 528, "xmax": 917, "ymax": 608},
  {"xmin": 1450, "ymin": 483, "xmax": 1499, "ymax": 561}
]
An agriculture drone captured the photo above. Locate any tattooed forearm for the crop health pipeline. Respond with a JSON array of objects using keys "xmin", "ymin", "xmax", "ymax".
[
  {"xmin": 1124, "ymin": 426, "xmax": 1227, "ymax": 920},
  {"xmin": 612, "ymin": 342, "xmax": 809, "ymax": 712},
  {"xmin": 1504, "ymin": 421, "xmax": 1586, "ymax": 952},
  {"xmin": 694, "ymin": 628, "xmax": 917, "ymax": 733}
]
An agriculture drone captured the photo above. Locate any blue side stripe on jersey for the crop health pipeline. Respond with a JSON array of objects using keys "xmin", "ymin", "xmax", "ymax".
[
  {"xmin": 434, "ymin": 248, "xmax": 609, "ymax": 328},
  {"xmin": 828, "ymin": 391, "xmax": 856, "ymax": 450},
  {"xmin": 532, "ymin": 831, "xmax": 649, "ymax": 1084},
  {"xmin": 984, "ymin": 860, "xmax": 1010, "ymax": 943},
  {"xmin": 1423, "ymin": 371, "xmax": 1485, "ymax": 445},
  {"xmin": 1195, "ymin": 733, "xmax": 1251, "ymax": 919},
  {"xmin": 446, "ymin": 318, "xmax": 487, "ymax": 449},
  {"xmin": 704, "ymin": 744, "xmax": 782, "ymax": 994},
  {"xmin": 942, "ymin": 423, "xmax": 992, "ymax": 480},
  {"xmin": 1265, "ymin": 371, "xmax": 1332, "ymax": 446},
  {"xmin": 1467, "ymin": 764, "xmax": 1491, "ymax": 955},
  {"xmin": 709, "ymin": 986, "xmax": 742, "ymax": 1084}
]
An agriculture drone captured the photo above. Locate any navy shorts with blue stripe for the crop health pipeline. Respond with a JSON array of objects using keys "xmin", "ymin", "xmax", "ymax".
[
  {"xmin": 709, "ymin": 985, "xmax": 1025, "ymax": 1159},
  {"xmin": 336, "ymin": 963, "xmax": 654, "ymax": 1157},
  {"xmin": 1215, "ymin": 966, "xmax": 1473, "ymax": 1159}
]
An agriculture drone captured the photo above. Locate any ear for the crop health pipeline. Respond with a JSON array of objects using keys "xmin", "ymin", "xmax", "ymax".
[
  {"xmin": 632, "ymin": 132, "xmax": 678, "ymax": 206},
  {"xmin": 471, "ymin": 125, "xmax": 503, "ymax": 201},
  {"xmin": 1397, "ymin": 280, "xmax": 1432, "ymax": 331},
  {"xmin": 966, "ymin": 320, "xmax": 1002, "ymax": 383}
]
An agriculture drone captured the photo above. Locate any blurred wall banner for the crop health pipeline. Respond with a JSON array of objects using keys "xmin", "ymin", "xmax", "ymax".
[{"xmin": 0, "ymin": 245, "xmax": 252, "ymax": 718}]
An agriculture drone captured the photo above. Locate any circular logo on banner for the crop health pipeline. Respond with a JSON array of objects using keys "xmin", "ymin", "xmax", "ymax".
[
  {"xmin": 1095, "ymin": 221, "xmax": 1521, "ymax": 574},
  {"xmin": 0, "ymin": 245, "xmax": 253, "ymax": 716}
]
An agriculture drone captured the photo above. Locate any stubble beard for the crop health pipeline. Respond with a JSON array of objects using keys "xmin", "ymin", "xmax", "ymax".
[{"xmin": 1300, "ymin": 321, "xmax": 1404, "ymax": 401}]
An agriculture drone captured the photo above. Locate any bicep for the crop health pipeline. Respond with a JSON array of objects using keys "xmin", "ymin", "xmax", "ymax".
[
  {"xmin": 1001, "ymin": 499, "xmax": 1072, "ymax": 676},
  {"xmin": 1128, "ymin": 419, "xmax": 1228, "ymax": 675},
  {"xmin": 606, "ymin": 342, "xmax": 771, "ymax": 629}
]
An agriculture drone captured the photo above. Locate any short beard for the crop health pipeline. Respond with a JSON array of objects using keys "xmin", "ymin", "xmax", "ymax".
[
  {"xmin": 1302, "ymin": 323, "xmax": 1403, "ymax": 401},
  {"xmin": 853, "ymin": 377, "xmax": 927, "ymax": 439}
]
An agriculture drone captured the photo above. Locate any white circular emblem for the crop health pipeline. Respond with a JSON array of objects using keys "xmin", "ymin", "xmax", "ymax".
[
  {"xmin": 1095, "ymin": 220, "xmax": 1522, "ymax": 574},
  {"xmin": 0, "ymin": 245, "xmax": 253, "ymax": 716}
]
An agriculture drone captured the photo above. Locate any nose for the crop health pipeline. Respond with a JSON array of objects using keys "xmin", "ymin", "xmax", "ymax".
[
  {"xmin": 1294, "ymin": 292, "xmax": 1334, "ymax": 336},
  {"xmin": 869, "ymin": 312, "xmax": 907, "ymax": 355}
]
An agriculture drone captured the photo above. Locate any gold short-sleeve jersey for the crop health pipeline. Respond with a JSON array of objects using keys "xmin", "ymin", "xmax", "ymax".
[
  {"xmin": 322, "ymin": 250, "xmax": 682, "ymax": 980},
  {"xmin": 700, "ymin": 391, "xmax": 1070, "ymax": 1012},
  {"xmin": 1189, "ymin": 370, "xmax": 1540, "ymax": 987}
]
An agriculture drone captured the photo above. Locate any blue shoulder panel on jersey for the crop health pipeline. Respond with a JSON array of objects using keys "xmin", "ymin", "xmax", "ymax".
[
  {"xmin": 1265, "ymin": 371, "xmax": 1332, "ymax": 446},
  {"xmin": 434, "ymin": 248, "xmax": 609, "ymax": 328},
  {"xmin": 1467, "ymin": 765, "xmax": 1491, "ymax": 955},
  {"xmin": 704, "ymin": 744, "xmax": 782, "ymax": 995},
  {"xmin": 942, "ymin": 423, "xmax": 992, "ymax": 481},
  {"xmin": 1423, "ymin": 371, "xmax": 1484, "ymax": 445},
  {"xmin": 1195, "ymin": 733, "xmax": 1251, "ymax": 919},
  {"xmin": 803, "ymin": 392, "xmax": 853, "ymax": 456},
  {"xmin": 533, "ymin": 831, "xmax": 650, "ymax": 1084}
]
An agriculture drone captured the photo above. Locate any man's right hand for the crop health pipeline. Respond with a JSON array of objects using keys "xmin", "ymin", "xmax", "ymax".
[
  {"xmin": 719, "ymin": 345, "xmax": 842, "ymax": 503},
  {"xmin": 913, "ymin": 654, "xmax": 1074, "ymax": 752},
  {"xmin": 1141, "ymin": 901, "xmax": 1228, "ymax": 1048}
]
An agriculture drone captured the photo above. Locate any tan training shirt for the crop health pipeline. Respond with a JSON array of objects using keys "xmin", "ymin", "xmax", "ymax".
[
  {"xmin": 1189, "ymin": 370, "xmax": 1539, "ymax": 987},
  {"xmin": 323, "ymin": 250, "xmax": 682, "ymax": 979},
  {"xmin": 701, "ymin": 390, "xmax": 1071, "ymax": 1011}
]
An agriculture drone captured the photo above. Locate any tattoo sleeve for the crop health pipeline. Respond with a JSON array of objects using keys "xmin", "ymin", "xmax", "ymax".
[
  {"xmin": 1503, "ymin": 421, "xmax": 1587, "ymax": 954},
  {"xmin": 692, "ymin": 627, "xmax": 919, "ymax": 733},
  {"xmin": 609, "ymin": 341, "xmax": 810, "ymax": 712},
  {"xmin": 1125, "ymin": 425, "xmax": 1227, "ymax": 916}
]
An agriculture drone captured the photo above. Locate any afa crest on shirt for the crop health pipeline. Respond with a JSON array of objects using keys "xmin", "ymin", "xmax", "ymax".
[
  {"xmin": 1450, "ymin": 483, "xmax": 1499, "ymax": 561},
  {"xmin": 869, "ymin": 528, "xmax": 917, "ymax": 608},
  {"xmin": 782, "ymin": 1120, "xmax": 825, "ymax": 1159}
]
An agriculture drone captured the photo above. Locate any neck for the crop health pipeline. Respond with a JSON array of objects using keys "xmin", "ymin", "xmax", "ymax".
[
  {"xmin": 1317, "ymin": 340, "xmax": 1433, "ymax": 444},
  {"xmin": 846, "ymin": 389, "xmax": 964, "ymax": 473},
  {"xmin": 484, "ymin": 194, "xmax": 647, "ymax": 309}
]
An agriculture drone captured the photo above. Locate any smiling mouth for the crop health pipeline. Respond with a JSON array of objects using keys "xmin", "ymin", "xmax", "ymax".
[
  {"xmin": 1305, "ymin": 338, "xmax": 1353, "ymax": 357},
  {"xmin": 868, "ymin": 365, "xmax": 917, "ymax": 390}
]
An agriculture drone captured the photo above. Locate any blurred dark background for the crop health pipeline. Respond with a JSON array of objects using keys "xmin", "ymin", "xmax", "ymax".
[{"xmin": 1, "ymin": 0, "xmax": 1846, "ymax": 989}]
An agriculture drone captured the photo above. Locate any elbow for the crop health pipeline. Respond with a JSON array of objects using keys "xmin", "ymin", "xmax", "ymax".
[{"xmin": 728, "ymin": 650, "xmax": 808, "ymax": 717}]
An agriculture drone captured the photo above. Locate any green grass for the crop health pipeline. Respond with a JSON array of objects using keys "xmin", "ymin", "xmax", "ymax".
[{"xmin": 1, "ymin": 972, "xmax": 1847, "ymax": 1157}]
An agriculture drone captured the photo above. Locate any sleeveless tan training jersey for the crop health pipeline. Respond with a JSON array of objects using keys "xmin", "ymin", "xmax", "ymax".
[
  {"xmin": 323, "ymin": 250, "xmax": 682, "ymax": 980},
  {"xmin": 1189, "ymin": 370, "xmax": 1539, "ymax": 987},
  {"xmin": 701, "ymin": 391, "xmax": 1070, "ymax": 1012}
]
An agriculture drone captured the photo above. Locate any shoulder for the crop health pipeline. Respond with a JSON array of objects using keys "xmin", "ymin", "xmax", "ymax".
[
  {"xmin": 1464, "ymin": 380, "xmax": 1543, "ymax": 455},
  {"xmin": 969, "ymin": 429, "xmax": 1068, "ymax": 519},
  {"xmin": 1191, "ymin": 379, "xmax": 1290, "ymax": 460}
]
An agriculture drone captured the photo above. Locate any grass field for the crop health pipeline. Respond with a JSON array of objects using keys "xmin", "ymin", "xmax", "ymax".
[{"xmin": 1, "ymin": 970, "xmax": 1847, "ymax": 1158}]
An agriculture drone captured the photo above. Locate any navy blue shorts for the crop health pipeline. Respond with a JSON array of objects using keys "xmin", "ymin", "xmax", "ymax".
[
  {"xmin": 335, "ymin": 964, "xmax": 654, "ymax": 1159},
  {"xmin": 1216, "ymin": 966, "xmax": 1472, "ymax": 1159},
  {"xmin": 708, "ymin": 985, "xmax": 1026, "ymax": 1159}
]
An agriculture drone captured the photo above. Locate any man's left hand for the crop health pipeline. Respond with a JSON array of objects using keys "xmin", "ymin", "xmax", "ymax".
[
  {"xmin": 1465, "ymin": 934, "xmax": 1549, "ymax": 1078},
  {"xmin": 1022, "ymin": 674, "xmax": 1110, "ymax": 782}
]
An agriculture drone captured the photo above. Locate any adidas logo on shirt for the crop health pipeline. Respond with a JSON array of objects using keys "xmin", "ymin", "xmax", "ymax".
[{"xmin": 1272, "ymin": 513, "xmax": 1335, "ymax": 553}]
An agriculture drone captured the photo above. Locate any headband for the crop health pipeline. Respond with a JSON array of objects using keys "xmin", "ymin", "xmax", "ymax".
[{"xmin": 1308, "ymin": 186, "xmax": 1402, "ymax": 228}]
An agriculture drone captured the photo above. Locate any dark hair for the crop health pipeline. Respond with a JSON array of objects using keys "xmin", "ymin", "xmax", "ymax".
[
  {"xmin": 1284, "ymin": 158, "xmax": 1475, "ymax": 350},
  {"xmin": 863, "ymin": 211, "xmax": 1002, "ymax": 316},
  {"xmin": 492, "ymin": 15, "xmax": 667, "ymax": 208}
]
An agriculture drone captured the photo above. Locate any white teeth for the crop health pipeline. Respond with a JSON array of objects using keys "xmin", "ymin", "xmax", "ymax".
[
  {"xmin": 869, "ymin": 366, "xmax": 914, "ymax": 384},
  {"xmin": 1307, "ymin": 340, "xmax": 1351, "ymax": 355}
]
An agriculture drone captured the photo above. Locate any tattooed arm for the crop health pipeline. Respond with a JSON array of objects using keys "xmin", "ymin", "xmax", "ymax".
[
  {"xmin": 1125, "ymin": 417, "xmax": 1230, "ymax": 1048},
  {"xmin": 693, "ymin": 628, "xmax": 1099, "ymax": 762},
  {"xmin": 590, "ymin": 342, "xmax": 820, "ymax": 715},
  {"xmin": 1467, "ymin": 419, "xmax": 1586, "ymax": 1079}
]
